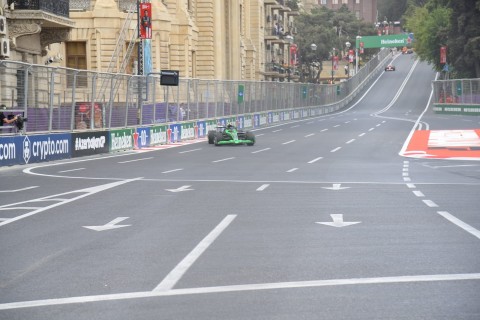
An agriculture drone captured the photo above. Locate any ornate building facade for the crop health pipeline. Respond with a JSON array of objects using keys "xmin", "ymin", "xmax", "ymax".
[{"xmin": 1, "ymin": 0, "xmax": 300, "ymax": 82}]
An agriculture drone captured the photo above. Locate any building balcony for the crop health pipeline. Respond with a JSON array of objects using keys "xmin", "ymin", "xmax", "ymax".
[{"xmin": 5, "ymin": 0, "xmax": 74, "ymax": 56}]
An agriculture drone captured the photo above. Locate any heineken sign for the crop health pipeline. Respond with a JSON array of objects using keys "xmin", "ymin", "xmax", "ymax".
[{"xmin": 356, "ymin": 34, "xmax": 413, "ymax": 49}]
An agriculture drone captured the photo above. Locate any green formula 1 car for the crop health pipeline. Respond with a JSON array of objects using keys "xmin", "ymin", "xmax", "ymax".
[{"xmin": 207, "ymin": 124, "xmax": 255, "ymax": 146}]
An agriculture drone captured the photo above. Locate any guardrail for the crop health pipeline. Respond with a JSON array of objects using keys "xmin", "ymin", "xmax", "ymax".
[
  {"xmin": 432, "ymin": 78, "xmax": 480, "ymax": 115},
  {"xmin": 0, "ymin": 49, "xmax": 391, "ymax": 166}
]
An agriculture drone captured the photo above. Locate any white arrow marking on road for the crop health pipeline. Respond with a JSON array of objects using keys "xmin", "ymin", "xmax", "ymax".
[
  {"xmin": 316, "ymin": 214, "xmax": 361, "ymax": 228},
  {"xmin": 165, "ymin": 185, "xmax": 193, "ymax": 193},
  {"xmin": 83, "ymin": 217, "xmax": 131, "ymax": 231},
  {"xmin": 322, "ymin": 184, "xmax": 350, "ymax": 191}
]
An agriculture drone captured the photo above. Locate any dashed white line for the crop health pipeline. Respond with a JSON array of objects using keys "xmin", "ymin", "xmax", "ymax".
[
  {"xmin": 291, "ymin": 125, "xmax": 300, "ymax": 128},
  {"xmin": 403, "ymin": 177, "xmax": 411, "ymax": 182},
  {"xmin": 358, "ymin": 133, "xmax": 366, "ymax": 137},
  {"xmin": 308, "ymin": 157, "xmax": 323, "ymax": 164},
  {"xmin": 287, "ymin": 168, "xmax": 298, "ymax": 173},
  {"xmin": 331, "ymin": 147, "xmax": 341, "ymax": 153},
  {"xmin": 368, "ymin": 128, "xmax": 375, "ymax": 131},
  {"xmin": 252, "ymin": 148, "xmax": 270, "ymax": 154},
  {"xmin": 333, "ymin": 125, "xmax": 340, "ymax": 128},
  {"xmin": 321, "ymin": 129, "xmax": 328, "ymax": 132},
  {"xmin": 118, "ymin": 157, "xmax": 153, "ymax": 164},
  {"xmin": 413, "ymin": 190, "xmax": 424, "ymax": 197},
  {"xmin": 162, "ymin": 169, "xmax": 183, "ymax": 174},
  {"xmin": 272, "ymin": 129, "xmax": 283, "ymax": 133},
  {"xmin": 423, "ymin": 200, "xmax": 438, "ymax": 207},
  {"xmin": 282, "ymin": 140, "xmax": 296, "ymax": 145},
  {"xmin": 256, "ymin": 184, "xmax": 270, "ymax": 191},
  {"xmin": 212, "ymin": 157, "xmax": 235, "ymax": 163},
  {"xmin": 346, "ymin": 139, "xmax": 355, "ymax": 144},
  {"xmin": 305, "ymin": 133, "xmax": 315, "ymax": 138},
  {"xmin": 406, "ymin": 184, "xmax": 416, "ymax": 189},
  {"xmin": 179, "ymin": 148, "xmax": 201, "ymax": 154},
  {"xmin": 376, "ymin": 124, "xmax": 381, "ymax": 127}
]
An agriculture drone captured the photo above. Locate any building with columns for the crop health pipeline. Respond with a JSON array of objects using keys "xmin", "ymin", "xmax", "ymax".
[{"xmin": 0, "ymin": 0, "xmax": 301, "ymax": 82}]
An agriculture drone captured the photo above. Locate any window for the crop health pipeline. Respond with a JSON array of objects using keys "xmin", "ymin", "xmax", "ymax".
[
  {"xmin": 332, "ymin": 0, "xmax": 339, "ymax": 4},
  {"xmin": 342, "ymin": 0, "xmax": 348, "ymax": 4},
  {"xmin": 356, "ymin": 0, "xmax": 360, "ymax": 3},
  {"xmin": 66, "ymin": 42, "xmax": 87, "ymax": 87},
  {"xmin": 320, "ymin": 0, "xmax": 327, "ymax": 4}
]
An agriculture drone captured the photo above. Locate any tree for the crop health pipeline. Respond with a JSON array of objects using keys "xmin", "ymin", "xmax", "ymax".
[{"xmin": 404, "ymin": 0, "xmax": 480, "ymax": 78}]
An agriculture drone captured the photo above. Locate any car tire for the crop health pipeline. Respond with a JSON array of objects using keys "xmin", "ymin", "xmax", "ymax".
[
  {"xmin": 207, "ymin": 130, "xmax": 215, "ymax": 144},
  {"xmin": 245, "ymin": 132, "xmax": 255, "ymax": 146},
  {"xmin": 214, "ymin": 132, "xmax": 223, "ymax": 146}
]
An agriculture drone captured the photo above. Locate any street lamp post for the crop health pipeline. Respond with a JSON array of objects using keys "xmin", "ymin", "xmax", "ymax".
[
  {"xmin": 310, "ymin": 43, "xmax": 317, "ymax": 83},
  {"xmin": 355, "ymin": 36, "xmax": 362, "ymax": 75},
  {"xmin": 285, "ymin": 35, "xmax": 294, "ymax": 82},
  {"xmin": 345, "ymin": 41, "xmax": 351, "ymax": 78},
  {"xmin": 331, "ymin": 47, "xmax": 336, "ymax": 84}
]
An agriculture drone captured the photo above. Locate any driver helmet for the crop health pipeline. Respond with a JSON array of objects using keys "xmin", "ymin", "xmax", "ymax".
[{"xmin": 227, "ymin": 123, "xmax": 234, "ymax": 129}]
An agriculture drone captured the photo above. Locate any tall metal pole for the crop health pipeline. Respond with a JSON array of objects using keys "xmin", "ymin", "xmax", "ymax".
[
  {"xmin": 331, "ymin": 48, "xmax": 335, "ymax": 83},
  {"xmin": 137, "ymin": 0, "xmax": 143, "ymax": 76}
]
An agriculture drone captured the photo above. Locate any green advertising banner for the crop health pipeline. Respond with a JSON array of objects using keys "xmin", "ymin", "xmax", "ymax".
[
  {"xmin": 356, "ymin": 34, "xmax": 413, "ymax": 49},
  {"xmin": 150, "ymin": 125, "xmax": 167, "ymax": 146},
  {"xmin": 110, "ymin": 128, "xmax": 134, "ymax": 152}
]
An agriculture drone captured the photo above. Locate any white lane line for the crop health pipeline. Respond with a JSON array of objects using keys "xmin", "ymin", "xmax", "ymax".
[
  {"xmin": 402, "ymin": 172, "xmax": 409, "ymax": 177},
  {"xmin": 0, "ymin": 179, "xmax": 142, "ymax": 227},
  {"xmin": 308, "ymin": 157, "xmax": 323, "ymax": 164},
  {"xmin": 406, "ymin": 184, "xmax": 416, "ymax": 188},
  {"xmin": 306, "ymin": 121, "xmax": 315, "ymax": 124},
  {"xmin": 358, "ymin": 133, "xmax": 366, "ymax": 137},
  {"xmin": 368, "ymin": 128, "xmax": 375, "ymax": 131},
  {"xmin": 287, "ymin": 168, "xmax": 298, "ymax": 173},
  {"xmin": 153, "ymin": 215, "xmax": 237, "ymax": 292},
  {"xmin": 305, "ymin": 133, "xmax": 315, "ymax": 138},
  {"xmin": 0, "ymin": 186, "xmax": 38, "ymax": 193},
  {"xmin": 403, "ymin": 168, "xmax": 409, "ymax": 172},
  {"xmin": 212, "ymin": 157, "xmax": 235, "ymax": 163},
  {"xmin": 423, "ymin": 200, "xmax": 438, "ymax": 207},
  {"xmin": 331, "ymin": 147, "xmax": 341, "ymax": 153},
  {"xmin": 413, "ymin": 190, "xmax": 424, "ymax": 197},
  {"xmin": 256, "ymin": 184, "xmax": 270, "ymax": 191},
  {"xmin": 346, "ymin": 139, "xmax": 355, "ymax": 144},
  {"xmin": 437, "ymin": 211, "xmax": 480, "ymax": 240},
  {"xmin": 256, "ymin": 133, "xmax": 265, "ymax": 137},
  {"xmin": 118, "ymin": 157, "xmax": 153, "ymax": 164},
  {"xmin": 333, "ymin": 125, "xmax": 340, "ymax": 128},
  {"xmin": 403, "ymin": 177, "xmax": 411, "ymax": 182},
  {"xmin": 291, "ymin": 125, "xmax": 300, "ymax": 128},
  {"xmin": 2, "ymin": 273, "xmax": 479, "ymax": 311},
  {"xmin": 162, "ymin": 169, "xmax": 183, "ymax": 174},
  {"xmin": 272, "ymin": 129, "xmax": 283, "ymax": 132},
  {"xmin": 252, "ymin": 148, "xmax": 270, "ymax": 154},
  {"xmin": 344, "ymin": 121, "xmax": 351, "ymax": 124},
  {"xmin": 179, "ymin": 148, "xmax": 201, "ymax": 154},
  {"xmin": 282, "ymin": 140, "xmax": 296, "ymax": 145},
  {"xmin": 321, "ymin": 129, "xmax": 328, "ymax": 132},
  {"xmin": 376, "ymin": 124, "xmax": 381, "ymax": 127},
  {"xmin": 58, "ymin": 168, "xmax": 85, "ymax": 173}
]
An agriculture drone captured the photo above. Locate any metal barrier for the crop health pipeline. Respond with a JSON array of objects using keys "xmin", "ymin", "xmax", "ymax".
[
  {"xmin": 432, "ymin": 78, "xmax": 480, "ymax": 115},
  {"xmin": 0, "ymin": 48, "xmax": 391, "ymax": 135}
]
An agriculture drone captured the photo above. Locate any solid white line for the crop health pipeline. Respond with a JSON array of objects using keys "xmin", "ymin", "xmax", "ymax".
[
  {"xmin": 308, "ymin": 157, "xmax": 323, "ymax": 164},
  {"xmin": 212, "ymin": 157, "xmax": 235, "ymax": 163},
  {"xmin": 0, "ymin": 186, "xmax": 38, "ymax": 193},
  {"xmin": 58, "ymin": 168, "xmax": 85, "ymax": 173},
  {"xmin": 413, "ymin": 190, "xmax": 424, "ymax": 197},
  {"xmin": 305, "ymin": 133, "xmax": 315, "ymax": 138},
  {"xmin": 179, "ymin": 148, "xmax": 201, "ymax": 154},
  {"xmin": 437, "ymin": 211, "xmax": 480, "ymax": 240},
  {"xmin": 256, "ymin": 184, "xmax": 270, "ymax": 191},
  {"xmin": 346, "ymin": 139, "xmax": 355, "ymax": 144},
  {"xmin": 1, "ymin": 273, "xmax": 479, "ymax": 311},
  {"xmin": 162, "ymin": 169, "xmax": 183, "ymax": 174},
  {"xmin": 423, "ymin": 200, "xmax": 438, "ymax": 207},
  {"xmin": 118, "ymin": 157, "xmax": 153, "ymax": 164},
  {"xmin": 331, "ymin": 147, "xmax": 341, "ymax": 153},
  {"xmin": 153, "ymin": 215, "xmax": 237, "ymax": 292},
  {"xmin": 282, "ymin": 140, "xmax": 296, "ymax": 145},
  {"xmin": 287, "ymin": 168, "xmax": 298, "ymax": 173},
  {"xmin": 251, "ymin": 148, "xmax": 270, "ymax": 154}
]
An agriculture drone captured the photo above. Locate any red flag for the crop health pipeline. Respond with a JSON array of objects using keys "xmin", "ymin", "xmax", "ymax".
[
  {"xmin": 140, "ymin": 3, "xmax": 152, "ymax": 39},
  {"xmin": 440, "ymin": 46, "xmax": 447, "ymax": 64}
]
